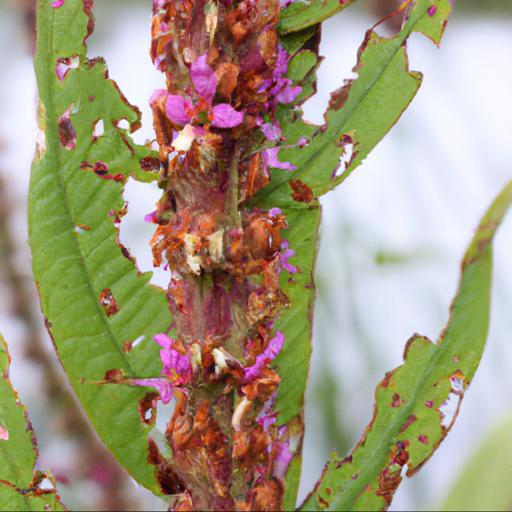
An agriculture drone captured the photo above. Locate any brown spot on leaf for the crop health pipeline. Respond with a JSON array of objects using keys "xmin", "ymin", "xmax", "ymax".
[
  {"xmin": 140, "ymin": 156, "xmax": 161, "ymax": 172},
  {"xmin": 147, "ymin": 438, "xmax": 187, "ymax": 495},
  {"xmin": 139, "ymin": 392, "xmax": 159, "ymax": 425},
  {"xmin": 290, "ymin": 179, "xmax": 314, "ymax": 203},
  {"xmin": 104, "ymin": 368, "xmax": 125, "ymax": 383},
  {"xmin": 99, "ymin": 288, "xmax": 119, "ymax": 316},
  {"xmin": 317, "ymin": 494, "xmax": 329, "ymax": 508},
  {"xmin": 418, "ymin": 434, "xmax": 429, "ymax": 445},
  {"xmin": 425, "ymin": 400, "xmax": 434, "ymax": 408},
  {"xmin": 399, "ymin": 414, "xmax": 417, "ymax": 433},
  {"xmin": 58, "ymin": 107, "xmax": 76, "ymax": 150},
  {"xmin": 81, "ymin": 161, "xmax": 125, "ymax": 182},
  {"xmin": 335, "ymin": 455, "xmax": 352, "ymax": 469},
  {"xmin": 381, "ymin": 371, "xmax": 392, "ymax": 388},
  {"xmin": 391, "ymin": 393, "xmax": 403, "ymax": 408}
]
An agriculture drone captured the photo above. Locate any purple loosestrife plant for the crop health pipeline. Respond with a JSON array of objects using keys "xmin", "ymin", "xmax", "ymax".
[{"xmin": 0, "ymin": 0, "xmax": 503, "ymax": 510}]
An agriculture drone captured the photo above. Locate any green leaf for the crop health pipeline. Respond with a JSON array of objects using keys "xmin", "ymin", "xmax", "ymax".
[
  {"xmin": 0, "ymin": 482, "xmax": 65, "ymax": 512},
  {"xmin": 440, "ymin": 411, "xmax": 512, "ymax": 511},
  {"xmin": 0, "ymin": 335, "xmax": 65, "ymax": 511},
  {"xmin": 300, "ymin": 180, "xmax": 512, "ymax": 511},
  {"xmin": 274, "ymin": 206, "xmax": 321, "ymax": 509},
  {"xmin": 280, "ymin": 25, "xmax": 320, "ymax": 55},
  {"xmin": 275, "ymin": 206, "xmax": 321, "ymax": 426},
  {"xmin": 0, "ymin": 336, "xmax": 37, "ymax": 489},
  {"xmin": 258, "ymin": 0, "xmax": 453, "ymax": 208},
  {"xmin": 30, "ymin": 0, "xmax": 171, "ymax": 494},
  {"xmin": 279, "ymin": 0, "xmax": 356, "ymax": 34},
  {"xmin": 0, "ymin": 482, "xmax": 66, "ymax": 512}
]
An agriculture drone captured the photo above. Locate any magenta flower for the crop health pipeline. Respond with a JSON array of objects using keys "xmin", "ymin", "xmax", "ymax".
[
  {"xmin": 154, "ymin": 333, "xmax": 192, "ymax": 385},
  {"xmin": 164, "ymin": 54, "xmax": 244, "ymax": 129},
  {"xmin": 131, "ymin": 334, "xmax": 191, "ymax": 404},
  {"xmin": 258, "ymin": 47, "xmax": 302, "ymax": 107},
  {"xmin": 263, "ymin": 147, "xmax": 296, "ymax": 171},
  {"xmin": 273, "ymin": 440, "xmax": 293, "ymax": 480},
  {"xmin": 131, "ymin": 378, "xmax": 174, "ymax": 404},
  {"xmin": 149, "ymin": 88, "xmax": 167, "ymax": 105},
  {"xmin": 280, "ymin": 240, "xmax": 298, "ymax": 274},
  {"xmin": 244, "ymin": 331, "xmax": 285, "ymax": 382},
  {"xmin": 256, "ymin": 117, "xmax": 282, "ymax": 142},
  {"xmin": 190, "ymin": 54, "xmax": 217, "ymax": 101},
  {"xmin": 256, "ymin": 394, "xmax": 278, "ymax": 434},
  {"xmin": 153, "ymin": 0, "xmax": 167, "ymax": 10},
  {"xmin": 144, "ymin": 211, "xmax": 158, "ymax": 224},
  {"xmin": 51, "ymin": 0, "xmax": 65, "ymax": 7}
]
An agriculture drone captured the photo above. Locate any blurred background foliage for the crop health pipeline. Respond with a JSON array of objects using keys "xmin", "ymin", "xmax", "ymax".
[{"xmin": 1, "ymin": 0, "xmax": 512, "ymax": 510}]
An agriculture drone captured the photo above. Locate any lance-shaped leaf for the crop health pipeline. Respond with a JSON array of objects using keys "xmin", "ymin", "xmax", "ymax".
[
  {"xmin": 30, "ymin": 0, "xmax": 171, "ymax": 494},
  {"xmin": 300, "ymin": 180, "xmax": 512, "ymax": 511},
  {"xmin": 258, "ymin": 0, "xmax": 452, "ymax": 208},
  {"xmin": 272, "ymin": 206, "xmax": 321, "ymax": 510},
  {"xmin": 279, "ymin": 0, "xmax": 356, "ymax": 35},
  {"xmin": 0, "ymin": 335, "xmax": 65, "ymax": 511},
  {"xmin": 0, "ymin": 336, "xmax": 37, "ymax": 489}
]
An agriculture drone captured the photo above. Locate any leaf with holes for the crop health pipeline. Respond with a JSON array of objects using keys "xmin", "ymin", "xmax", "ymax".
[
  {"xmin": 300, "ymin": 181, "xmax": 512, "ymax": 511},
  {"xmin": 30, "ymin": 0, "xmax": 171, "ymax": 494},
  {"xmin": 256, "ymin": 0, "xmax": 452, "ymax": 208},
  {"xmin": 0, "ymin": 335, "xmax": 65, "ymax": 511}
]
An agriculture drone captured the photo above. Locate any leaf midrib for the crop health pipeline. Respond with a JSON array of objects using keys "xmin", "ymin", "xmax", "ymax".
[
  {"xmin": 35, "ymin": 4, "xmax": 138, "ymax": 379},
  {"xmin": 325, "ymin": 266, "xmax": 490, "ymax": 510}
]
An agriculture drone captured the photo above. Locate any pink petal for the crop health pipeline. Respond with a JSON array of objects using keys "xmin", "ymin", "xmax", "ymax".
[
  {"xmin": 153, "ymin": 0, "xmax": 167, "ymax": 11},
  {"xmin": 144, "ymin": 211, "xmax": 158, "ymax": 223},
  {"xmin": 154, "ymin": 333, "xmax": 173, "ymax": 350},
  {"xmin": 273, "ymin": 441, "xmax": 293, "ymax": 480},
  {"xmin": 150, "ymin": 89, "xmax": 167, "ymax": 105},
  {"xmin": 244, "ymin": 331, "xmax": 285, "ymax": 382},
  {"xmin": 55, "ymin": 56, "xmax": 79, "ymax": 81},
  {"xmin": 263, "ymin": 148, "xmax": 296, "ymax": 171},
  {"xmin": 131, "ymin": 378, "xmax": 174, "ymax": 404},
  {"xmin": 153, "ymin": 334, "xmax": 192, "ymax": 385},
  {"xmin": 163, "ymin": 350, "xmax": 192, "ymax": 385},
  {"xmin": 211, "ymin": 104, "xmax": 244, "ymax": 128},
  {"xmin": 275, "ymin": 83, "xmax": 302, "ymax": 104},
  {"xmin": 296, "ymin": 136, "xmax": 308, "ymax": 148},
  {"xmin": 427, "ymin": 5, "xmax": 437, "ymax": 16},
  {"xmin": 190, "ymin": 54, "xmax": 217, "ymax": 101},
  {"xmin": 269, "ymin": 207, "xmax": 282, "ymax": 217},
  {"xmin": 259, "ymin": 121, "xmax": 282, "ymax": 142},
  {"xmin": 280, "ymin": 240, "xmax": 298, "ymax": 274},
  {"xmin": 0, "ymin": 426, "xmax": 9, "ymax": 441},
  {"xmin": 258, "ymin": 414, "xmax": 276, "ymax": 434},
  {"xmin": 165, "ymin": 95, "xmax": 192, "ymax": 126},
  {"xmin": 52, "ymin": 0, "xmax": 65, "ymax": 7}
]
